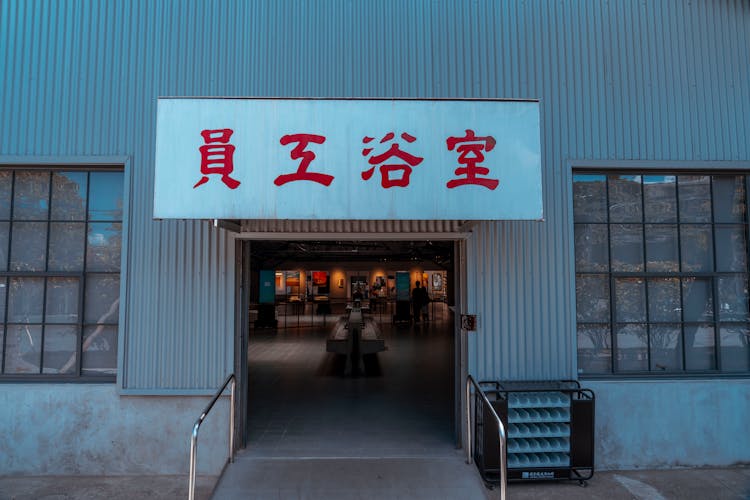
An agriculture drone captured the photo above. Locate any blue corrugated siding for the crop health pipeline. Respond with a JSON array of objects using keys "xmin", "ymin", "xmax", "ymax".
[
  {"xmin": 465, "ymin": 0, "xmax": 750, "ymax": 380},
  {"xmin": 2, "ymin": 0, "xmax": 748, "ymax": 389}
]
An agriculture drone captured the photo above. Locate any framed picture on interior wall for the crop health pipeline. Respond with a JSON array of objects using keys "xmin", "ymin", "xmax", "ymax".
[
  {"xmin": 312, "ymin": 271, "xmax": 327, "ymax": 285},
  {"xmin": 285, "ymin": 271, "xmax": 300, "ymax": 286},
  {"xmin": 432, "ymin": 273, "xmax": 443, "ymax": 291},
  {"xmin": 313, "ymin": 271, "xmax": 330, "ymax": 293}
]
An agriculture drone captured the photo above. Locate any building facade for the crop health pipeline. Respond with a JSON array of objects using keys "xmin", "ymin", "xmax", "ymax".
[{"xmin": 1, "ymin": 0, "xmax": 749, "ymax": 475}]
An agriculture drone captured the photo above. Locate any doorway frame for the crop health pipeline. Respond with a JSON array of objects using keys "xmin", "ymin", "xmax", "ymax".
[{"xmin": 231, "ymin": 230, "xmax": 471, "ymax": 450}]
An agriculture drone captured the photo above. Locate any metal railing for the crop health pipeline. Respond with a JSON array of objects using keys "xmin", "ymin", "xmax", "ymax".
[
  {"xmin": 188, "ymin": 373, "xmax": 236, "ymax": 500},
  {"xmin": 258, "ymin": 298, "xmax": 452, "ymax": 330},
  {"xmin": 466, "ymin": 374, "xmax": 506, "ymax": 500}
]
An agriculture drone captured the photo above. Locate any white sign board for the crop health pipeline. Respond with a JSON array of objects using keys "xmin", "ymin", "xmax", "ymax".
[{"xmin": 154, "ymin": 98, "xmax": 542, "ymax": 220}]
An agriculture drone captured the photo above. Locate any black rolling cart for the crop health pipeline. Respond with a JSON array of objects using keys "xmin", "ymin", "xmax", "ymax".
[{"xmin": 472, "ymin": 380, "xmax": 595, "ymax": 486}]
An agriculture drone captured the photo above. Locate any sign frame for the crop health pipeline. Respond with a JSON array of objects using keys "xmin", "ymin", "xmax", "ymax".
[{"xmin": 154, "ymin": 97, "xmax": 543, "ymax": 221}]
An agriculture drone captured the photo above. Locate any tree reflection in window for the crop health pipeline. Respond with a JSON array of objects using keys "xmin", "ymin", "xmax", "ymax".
[{"xmin": 0, "ymin": 169, "xmax": 122, "ymax": 378}]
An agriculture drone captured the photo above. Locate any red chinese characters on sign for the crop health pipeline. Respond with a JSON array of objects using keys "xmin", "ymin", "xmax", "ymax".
[
  {"xmin": 275, "ymin": 133, "xmax": 334, "ymax": 186},
  {"xmin": 191, "ymin": 128, "xmax": 502, "ymax": 192},
  {"xmin": 446, "ymin": 129, "xmax": 499, "ymax": 190},
  {"xmin": 361, "ymin": 132, "xmax": 424, "ymax": 188},
  {"xmin": 194, "ymin": 129, "xmax": 241, "ymax": 189}
]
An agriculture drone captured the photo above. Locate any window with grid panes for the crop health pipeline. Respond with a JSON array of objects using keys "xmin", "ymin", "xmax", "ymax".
[
  {"xmin": 0, "ymin": 169, "xmax": 123, "ymax": 379},
  {"xmin": 574, "ymin": 172, "xmax": 750, "ymax": 376}
]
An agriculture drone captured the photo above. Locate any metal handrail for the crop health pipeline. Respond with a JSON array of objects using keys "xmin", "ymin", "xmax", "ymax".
[
  {"xmin": 466, "ymin": 374, "xmax": 506, "ymax": 500},
  {"xmin": 188, "ymin": 373, "xmax": 236, "ymax": 500}
]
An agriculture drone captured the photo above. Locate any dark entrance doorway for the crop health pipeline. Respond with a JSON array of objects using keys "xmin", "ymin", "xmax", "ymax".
[{"xmin": 240, "ymin": 239, "xmax": 457, "ymax": 458}]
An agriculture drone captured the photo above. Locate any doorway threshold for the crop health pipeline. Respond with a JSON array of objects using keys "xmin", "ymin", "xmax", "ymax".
[{"xmin": 211, "ymin": 451, "xmax": 491, "ymax": 500}]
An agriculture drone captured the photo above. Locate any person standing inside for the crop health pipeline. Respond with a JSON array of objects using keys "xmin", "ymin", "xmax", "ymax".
[{"xmin": 412, "ymin": 280, "xmax": 429, "ymax": 324}]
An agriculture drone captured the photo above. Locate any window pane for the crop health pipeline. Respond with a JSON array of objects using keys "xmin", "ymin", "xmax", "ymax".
[
  {"xmin": 4, "ymin": 325, "xmax": 42, "ymax": 374},
  {"xmin": 712, "ymin": 175, "xmax": 746, "ymax": 223},
  {"xmin": 645, "ymin": 224, "xmax": 678, "ymax": 272},
  {"xmin": 86, "ymin": 222, "xmax": 122, "ymax": 271},
  {"xmin": 0, "ymin": 171, "xmax": 12, "ymax": 219},
  {"xmin": 82, "ymin": 325, "xmax": 117, "ymax": 376},
  {"xmin": 608, "ymin": 175, "xmax": 642, "ymax": 222},
  {"xmin": 48, "ymin": 222, "xmax": 86, "ymax": 271},
  {"xmin": 682, "ymin": 278, "xmax": 713, "ymax": 322},
  {"xmin": 45, "ymin": 277, "xmax": 80, "ymax": 324},
  {"xmin": 615, "ymin": 278, "xmax": 646, "ymax": 322},
  {"xmin": 88, "ymin": 172, "xmax": 123, "ymax": 221},
  {"xmin": 615, "ymin": 323, "xmax": 648, "ymax": 371},
  {"xmin": 679, "ymin": 175, "xmax": 711, "ymax": 223},
  {"xmin": 0, "ymin": 221, "xmax": 8, "ymax": 271},
  {"xmin": 7, "ymin": 277, "xmax": 44, "ymax": 323},
  {"xmin": 10, "ymin": 221, "xmax": 47, "ymax": 271},
  {"xmin": 715, "ymin": 226, "xmax": 747, "ymax": 272},
  {"xmin": 576, "ymin": 274, "xmax": 609, "ymax": 322},
  {"xmin": 611, "ymin": 224, "xmax": 644, "ymax": 271},
  {"xmin": 680, "ymin": 225, "xmax": 713, "ymax": 272},
  {"xmin": 50, "ymin": 172, "xmax": 87, "ymax": 221},
  {"xmin": 573, "ymin": 174, "xmax": 607, "ymax": 223},
  {"xmin": 644, "ymin": 175, "xmax": 677, "ymax": 223},
  {"xmin": 12, "ymin": 171, "xmax": 49, "ymax": 220},
  {"xmin": 84, "ymin": 274, "xmax": 120, "ymax": 324},
  {"xmin": 0, "ymin": 278, "xmax": 6, "ymax": 323},
  {"xmin": 648, "ymin": 278, "xmax": 681, "ymax": 322},
  {"xmin": 717, "ymin": 275, "xmax": 749, "ymax": 322},
  {"xmin": 42, "ymin": 325, "xmax": 78, "ymax": 374},
  {"xmin": 577, "ymin": 324, "xmax": 611, "ymax": 374},
  {"xmin": 684, "ymin": 325, "xmax": 715, "ymax": 370},
  {"xmin": 719, "ymin": 325, "xmax": 750, "ymax": 372},
  {"xmin": 0, "ymin": 168, "xmax": 123, "ymax": 379},
  {"xmin": 649, "ymin": 324, "xmax": 683, "ymax": 371},
  {"xmin": 574, "ymin": 224, "xmax": 608, "ymax": 271}
]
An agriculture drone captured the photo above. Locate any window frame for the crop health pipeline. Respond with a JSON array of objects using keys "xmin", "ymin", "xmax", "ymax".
[
  {"xmin": 572, "ymin": 165, "xmax": 750, "ymax": 379},
  {"xmin": 0, "ymin": 164, "xmax": 125, "ymax": 383}
]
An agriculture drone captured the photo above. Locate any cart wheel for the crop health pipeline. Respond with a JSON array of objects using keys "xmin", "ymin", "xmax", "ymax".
[{"xmin": 578, "ymin": 480, "xmax": 588, "ymax": 487}]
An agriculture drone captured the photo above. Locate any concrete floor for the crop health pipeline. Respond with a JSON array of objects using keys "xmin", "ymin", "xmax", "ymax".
[
  {"xmin": 0, "ymin": 474, "xmax": 217, "ymax": 500},
  {"xmin": 211, "ymin": 461, "xmax": 750, "ymax": 500},
  {"xmin": 244, "ymin": 303, "xmax": 455, "ymax": 459},
  {"xmin": 210, "ymin": 304, "xmax": 479, "ymax": 498},
  {"xmin": 5, "ymin": 466, "xmax": 747, "ymax": 499},
  {"xmin": 213, "ymin": 453, "xmax": 492, "ymax": 499}
]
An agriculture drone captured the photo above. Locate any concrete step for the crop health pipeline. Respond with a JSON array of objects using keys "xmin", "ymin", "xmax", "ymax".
[{"xmin": 210, "ymin": 452, "xmax": 492, "ymax": 500}]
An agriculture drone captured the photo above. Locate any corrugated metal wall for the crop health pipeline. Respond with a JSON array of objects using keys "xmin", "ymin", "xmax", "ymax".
[
  {"xmin": 468, "ymin": 1, "xmax": 750, "ymax": 379},
  {"xmin": 464, "ymin": 0, "xmax": 750, "ymax": 380},
  {"xmin": 2, "ymin": 0, "xmax": 748, "ymax": 390}
]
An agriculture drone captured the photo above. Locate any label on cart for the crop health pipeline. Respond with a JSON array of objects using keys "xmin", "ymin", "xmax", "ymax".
[{"xmin": 521, "ymin": 471, "xmax": 556, "ymax": 479}]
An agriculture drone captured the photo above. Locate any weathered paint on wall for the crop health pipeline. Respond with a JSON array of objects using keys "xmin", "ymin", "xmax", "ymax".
[
  {"xmin": 0, "ymin": 385, "xmax": 230, "ymax": 475},
  {"xmin": 586, "ymin": 380, "xmax": 750, "ymax": 469}
]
